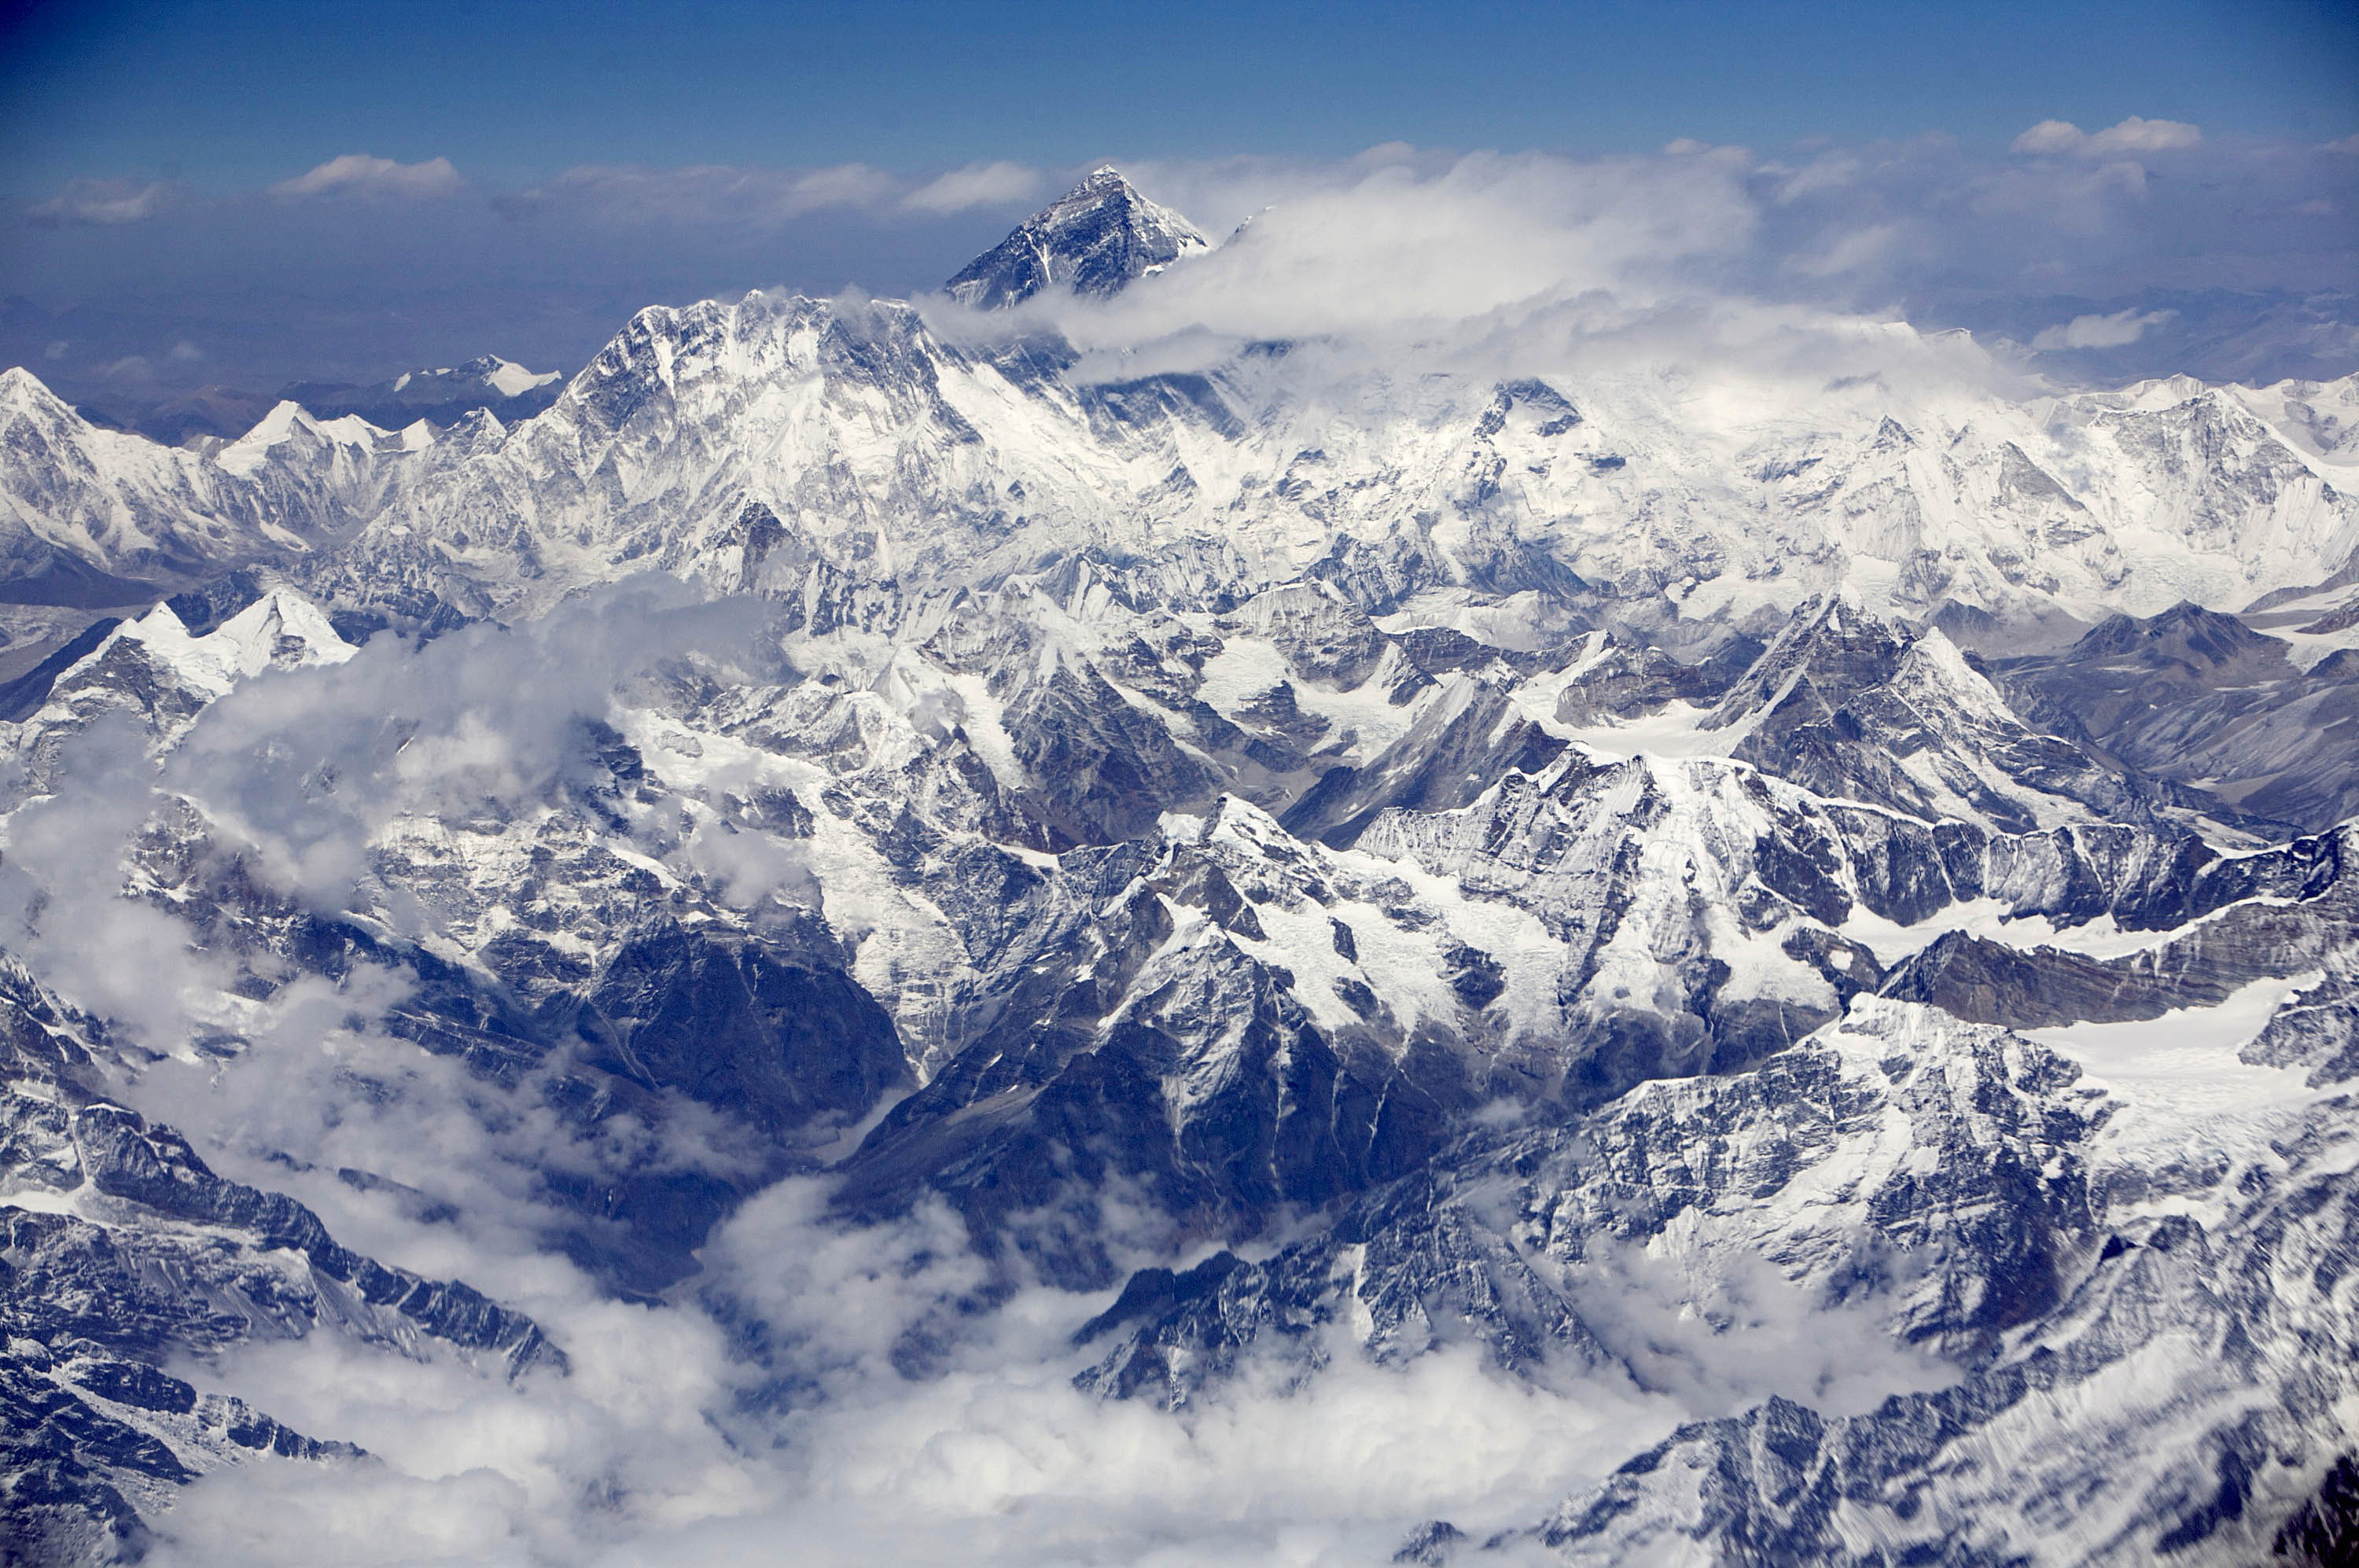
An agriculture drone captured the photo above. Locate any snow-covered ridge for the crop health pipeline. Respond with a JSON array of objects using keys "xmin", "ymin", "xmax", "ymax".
[
  {"xmin": 388, "ymin": 354, "xmax": 559, "ymax": 399},
  {"xmin": 110, "ymin": 587, "xmax": 355, "ymax": 694},
  {"xmin": 2, "ymin": 167, "xmax": 2356, "ymax": 644},
  {"xmin": 265, "ymin": 283, "xmax": 2359, "ymax": 649}
]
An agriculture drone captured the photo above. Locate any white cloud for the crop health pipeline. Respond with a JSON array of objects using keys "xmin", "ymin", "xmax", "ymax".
[
  {"xmin": 787, "ymin": 161, "xmax": 900, "ymax": 212},
  {"xmin": 2031, "ymin": 305, "xmax": 2177, "ymax": 350},
  {"xmin": 1771, "ymin": 151, "xmax": 1864, "ymax": 204},
  {"xmin": 164, "ymin": 578, "xmax": 772, "ymax": 912},
  {"xmin": 901, "ymin": 161, "xmax": 1044, "ymax": 214},
  {"xmin": 28, "ymin": 176, "xmax": 175, "ymax": 226},
  {"xmin": 2089, "ymin": 116, "xmax": 2203, "ymax": 154},
  {"xmin": 140, "ymin": 1158, "xmax": 1687, "ymax": 1568},
  {"xmin": 2011, "ymin": 116, "xmax": 2202, "ymax": 158},
  {"xmin": 2011, "ymin": 119, "xmax": 2089, "ymax": 155},
  {"xmin": 1789, "ymin": 220, "xmax": 1904, "ymax": 278},
  {"xmin": 120, "ymin": 1082, "xmax": 1974, "ymax": 1568},
  {"xmin": 0, "ymin": 716, "xmax": 229, "ymax": 1047},
  {"xmin": 268, "ymin": 153, "xmax": 466, "ymax": 201},
  {"xmin": 1564, "ymin": 1242, "xmax": 1956, "ymax": 1421}
]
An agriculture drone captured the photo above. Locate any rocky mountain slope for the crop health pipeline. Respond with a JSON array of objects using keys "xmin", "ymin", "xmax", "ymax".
[
  {"xmin": 945, "ymin": 167, "xmax": 1210, "ymax": 309},
  {"xmin": 0, "ymin": 171, "xmax": 2353, "ymax": 1566}
]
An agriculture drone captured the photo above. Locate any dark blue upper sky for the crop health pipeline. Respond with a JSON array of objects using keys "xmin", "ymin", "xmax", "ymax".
[{"xmin": 4, "ymin": 0, "xmax": 2355, "ymax": 192}]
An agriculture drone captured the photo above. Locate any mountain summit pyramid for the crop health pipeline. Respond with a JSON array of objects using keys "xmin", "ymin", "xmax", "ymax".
[{"xmin": 944, "ymin": 167, "xmax": 1209, "ymax": 309}]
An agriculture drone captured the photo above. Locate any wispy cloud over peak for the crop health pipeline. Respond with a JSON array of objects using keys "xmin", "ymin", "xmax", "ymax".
[
  {"xmin": 28, "ymin": 177, "xmax": 177, "ymax": 226},
  {"xmin": 2030, "ymin": 306, "xmax": 2177, "ymax": 350},
  {"xmin": 2011, "ymin": 116, "xmax": 2203, "ymax": 157},
  {"xmin": 268, "ymin": 154, "xmax": 465, "ymax": 201},
  {"xmin": 902, "ymin": 161, "xmax": 1045, "ymax": 214}
]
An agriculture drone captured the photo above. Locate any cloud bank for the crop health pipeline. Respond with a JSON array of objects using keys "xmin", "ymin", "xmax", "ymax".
[
  {"xmin": 901, "ymin": 160, "xmax": 1048, "ymax": 214},
  {"xmin": 269, "ymin": 154, "xmax": 467, "ymax": 201},
  {"xmin": 2031, "ymin": 305, "xmax": 2177, "ymax": 350},
  {"xmin": 27, "ymin": 175, "xmax": 179, "ymax": 226},
  {"xmin": 2010, "ymin": 114, "xmax": 2204, "ymax": 156}
]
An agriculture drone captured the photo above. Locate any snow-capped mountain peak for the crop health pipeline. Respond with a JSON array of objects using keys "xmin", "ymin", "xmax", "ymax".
[
  {"xmin": 944, "ymin": 165, "xmax": 1210, "ymax": 309},
  {"xmin": 115, "ymin": 584, "xmax": 354, "ymax": 694},
  {"xmin": 212, "ymin": 399, "xmax": 397, "ymax": 477},
  {"xmin": 389, "ymin": 355, "xmax": 560, "ymax": 399},
  {"xmin": 0, "ymin": 363, "xmax": 55, "ymax": 408}
]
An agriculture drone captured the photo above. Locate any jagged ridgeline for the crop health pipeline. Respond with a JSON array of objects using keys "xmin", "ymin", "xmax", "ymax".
[{"xmin": 0, "ymin": 169, "xmax": 2355, "ymax": 1566}]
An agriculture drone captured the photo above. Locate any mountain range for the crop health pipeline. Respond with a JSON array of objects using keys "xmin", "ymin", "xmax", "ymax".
[
  {"xmin": 66, "ymin": 354, "xmax": 565, "ymax": 451},
  {"xmin": 0, "ymin": 168, "xmax": 2354, "ymax": 1568}
]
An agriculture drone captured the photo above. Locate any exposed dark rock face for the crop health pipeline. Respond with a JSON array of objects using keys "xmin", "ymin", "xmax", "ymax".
[
  {"xmin": 1707, "ymin": 595, "xmax": 2264, "ymax": 837},
  {"xmin": 1552, "ymin": 633, "xmax": 1754, "ymax": 726},
  {"xmin": 2243, "ymin": 962, "xmax": 2359, "ymax": 1086},
  {"xmin": 2274, "ymin": 1453, "xmax": 2359, "ymax": 1567},
  {"xmin": 1518, "ymin": 1141, "xmax": 2359, "ymax": 1565},
  {"xmin": 1879, "ymin": 826, "xmax": 2354, "ymax": 1025},
  {"xmin": 578, "ymin": 921, "xmax": 907, "ymax": 1132},
  {"xmin": 1995, "ymin": 600, "xmax": 2359, "ymax": 832},
  {"xmin": 1073, "ymin": 1003, "xmax": 2109, "ymax": 1404},
  {"xmin": 1285, "ymin": 678, "xmax": 1570, "ymax": 848},
  {"xmin": 1393, "ymin": 1518, "xmax": 1468, "ymax": 1563},
  {"xmin": 830, "ymin": 824, "xmax": 1470, "ymax": 1287}
]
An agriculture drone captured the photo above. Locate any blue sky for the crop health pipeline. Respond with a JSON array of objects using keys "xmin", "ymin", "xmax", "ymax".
[
  {"xmin": 6, "ymin": 0, "xmax": 2353, "ymax": 190},
  {"xmin": 1, "ymin": 0, "xmax": 2353, "ymax": 399}
]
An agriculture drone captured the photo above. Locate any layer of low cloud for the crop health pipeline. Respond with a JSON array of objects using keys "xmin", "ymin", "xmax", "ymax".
[
  {"xmin": 142, "ymin": 1191, "xmax": 1673, "ymax": 1567},
  {"xmin": 496, "ymin": 159, "xmax": 1056, "ymax": 227},
  {"xmin": 164, "ymin": 579, "xmax": 773, "ymax": 913},
  {"xmin": 498, "ymin": 161, "xmax": 898, "ymax": 227},
  {"xmin": 2031, "ymin": 304, "xmax": 2178, "ymax": 350},
  {"xmin": 27, "ymin": 175, "xmax": 178, "ymax": 226},
  {"xmin": 269, "ymin": 153, "xmax": 466, "ymax": 201},
  {"xmin": 2011, "ymin": 115, "xmax": 2204, "ymax": 157},
  {"xmin": 901, "ymin": 160, "xmax": 1047, "ymax": 214}
]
